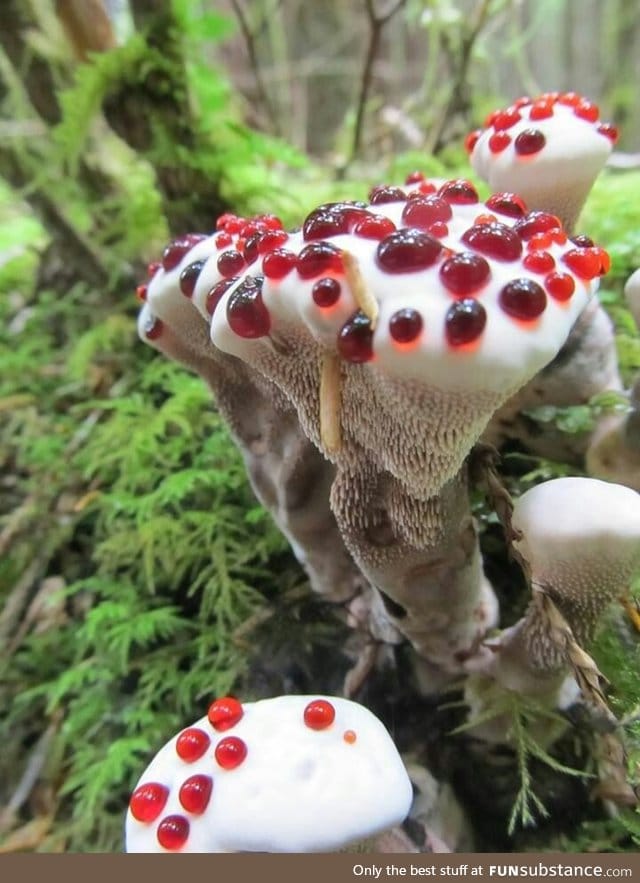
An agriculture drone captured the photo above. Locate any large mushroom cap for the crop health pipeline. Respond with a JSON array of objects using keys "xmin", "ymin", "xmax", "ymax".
[
  {"xmin": 125, "ymin": 695, "xmax": 413, "ymax": 853},
  {"xmin": 467, "ymin": 92, "xmax": 617, "ymax": 230}
]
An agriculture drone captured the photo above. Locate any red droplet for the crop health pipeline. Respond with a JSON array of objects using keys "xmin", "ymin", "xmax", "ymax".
[
  {"xmin": 262, "ymin": 248, "xmax": 297, "ymax": 280},
  {"xmin": 303, "ymin": 208, "xmax": 350, "ymax": 241},
  {"xmin": 499, "ymin": 278, "xmax": 547, "ymax": 320},
  {"xmin": 143, "ymin": 314, "xmax": 163, "ymax": 341},
  {"xmin": 558, "ymin": 91, "xmax": 582, "ymax": 107},
  {"xmin": 417, "ymin": 180, "xmax": 437, "ymax": 195},
  {"xmin": 513, "ymin": 96, "xmax": 532, "ymax": 109},
  {"xmin": 550, "ymin": 229, "xmax": 567, "ymax": 245},
  {"xmin": 312, "ymin": 277, "xmax": 341, "ymax": 307},
  {"xmin": 376, "ymin": 229, "xmax": 443, "ymax": 273},
  {"xmin": 215, "ymin": 736, "xmax": 248, "ymax": 770},
  {"xmin": 216, "ymin": 213, "xmax": 238, "ymax": 231},
  {"xmin": 130, "ymin": 782, "xmax": 169, "ymax": 823},
  {"xmin": 257, "ymin": 229, "xmax": 288, "ymax": 253},
  {"xmin": 353, "ymin": 215, "xmax": 396, "ymax": 240},
  {"xmin": 337, "ymin": 312, "xmax": 374, "ymax": 363},
  {"xmin": 445, "ymin": 299, "xmax": 487, "ymax": 346},
  {"xmin": 297, "ymin": 242, "xmax": 344, "ymax": 280},
  {"xmin": 243, "ymin": 233, "xmax": 263, "ymax": 265},
  {"xmin": 523, "ymin": 251, "xmax": 555, "ymax": 274},
  {"xmin": 179, "ymin": 260, "xmax": 205, "ymax": 298},
  {"xmin": 595, "ymin": 247, "xmax": 611, "ymax": 274},
  {"xmin": 255, "ymin": 213, "xmax": 283, "ymax": 230},
  {"xmin": 303, "ymin": 699, "xmax": 336, "ymax": 730},
  {"xmin": 489, "ymin": 131, "xmax": 511, "ymax": 153},
  {"xmin": 485, "ymin": 192, "xmax": 527, "ymax": 218},
  {"xmin": 474, "ymin": 213, "xmax": 497, "ymax": 226},
  {"xmin": 369, "ymin": 185, "xmax": 407, "ymax": 205},
  {"xmin": 570, "ymin": 234, "xmax": 594, "ymax": 248},
  {"xmin": 514, "ymin": 129, "xmax": 546, "ymax": 156},
  {"xmin": 461, "ymin": 222, "xmax": 522, "ymax": 262},
  {"xmin": 528, "ymin": 232, "xmax": 553, "ymax": 251},
  {"xmin": 162, "ymin": 234, "xmax": 206, "ymax": 272},
  {"xmin": 401, "ymin": 196, "xmax": 452, "ymax": 230},
  {"xmin": 217, "ymin": 249, "xmax": 246, "ymax": 278},
  {"xmin": 176, "ymin": 727, "xmax": 211, "ymax": 762},
  {"xmin": 540, "ymin": 91, "xmax": 560, "ymax": 103},
  {"xmin": 597, "ymin": 123, "xmax": 618, "ymax": 143},
  {"xmin": 514, "ymin": 211, "xmax": 562, "ymax": 240},
  {"xmin": 545, "ymin": 272, "xmax": 575, "ymax": 302},
  {"xmin": 227, "ymin": 277, "xmax": 271, "ymax": 338},
  {"xmin": 389, "ymin": 308, "xmax": 423, "ymax": 344},
  {"xmin": 215, "ymin": 232, "xmax": 233, "ymax": 249},
  {"xmin": 135, "ymin": 284, "xmax": 148, "ymax": 302},
  {"xmin": 157, "ymin": 815, "xmax": 190, "ymax": 850},
  {"xmin": 491, "ymin": 109, "xmax": 521, "ymax": 130},
  {"xmin": 147, "ymin": 261, "xmax": 161, "ymax": 278},
  {"xmin": 206, "ymin": 277, "xmax": 238, "ymax": 316},
  {"xmin": 562, "ymin": 248, "xmax": 602, "ymax": 280},
  {"xmin": 440, "ymin": 252, "xmax": 491, "ymax": 296},
  {"xmin": 428, "ymin": 221, "xmax": 449, "ymax": 238},
  {"xmin": 529, "ymin": 101, "xmax": 554, "ymax": 121},
  {"xmin": 574, "ymin": 100, "xmax": 599, "ymax": 123},
  {"xmin": 438, "ymin": 179, "xmax": 479, "ymax": 204},
  {"xmin": 208, "ymin": 696, "xmax": 244, "ymax": 731},
  {"xmin": 239, "ymin": 221, "xmax": 262, "ymax": 240},
  {"xmin": 179, "ymin": 775, "xmax": 213, "ymax": 815},
  {"xmin": 404, "ymin": 170, "xmax": 425, "ymax": 184},
  {"xmin": 465, "ymin": 129, "xmax": 482, "ymax": 153}
]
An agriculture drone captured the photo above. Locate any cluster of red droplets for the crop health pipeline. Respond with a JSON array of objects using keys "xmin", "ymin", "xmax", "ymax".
[{"xmin": 465, "ymin": 91, "xmax": 619, "ymax": 157}]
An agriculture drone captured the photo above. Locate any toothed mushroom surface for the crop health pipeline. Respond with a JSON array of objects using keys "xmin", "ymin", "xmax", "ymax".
[
  {"xmin": 466, "ymin": 92, "xmax": 618, "ymax": 230},
  {"xmin": 125, "ymin": 695, "xmax": 413, "ymax": 853}
]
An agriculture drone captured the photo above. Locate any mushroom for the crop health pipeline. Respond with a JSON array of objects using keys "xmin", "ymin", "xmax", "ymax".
[
  {"xmin": 125, "ymin": 694, "xmax": 413, "ymax": 853},
  {"xmin": 188, "ymin": 178, "xmax": 608, "ymax": 674},
  {"xmin": 136, "ymin": 221, "xmax": 368, "ymax": 606},
  {"xmin": 466, "ymin": 91, "xmax": 618, "ymax": 231},
  {"xmin": 626, "ymin": 268, "xmax": 640, "ymax": 331}
]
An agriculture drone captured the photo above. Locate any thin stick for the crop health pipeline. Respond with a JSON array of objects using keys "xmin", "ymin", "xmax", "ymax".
[
  {"xmin": 320, "ymin": 351, "xmax": 343, "ymax": 455},
  {"xmin": 342, "ymin": 250, "xmax": 378, "ymax": 328}
]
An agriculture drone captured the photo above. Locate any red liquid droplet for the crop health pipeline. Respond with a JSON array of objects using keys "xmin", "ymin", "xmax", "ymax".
[
  {"xmin": 130, "ymin": 782, "xmax": 169, "ymax": 822},
  {"xmin": 227, "ymin": 277, "xmax": 271, "ymax": 338},
  {"xmin": 215, "ymin": 232, "xmax": 232, "ymax": 249},
  {"xmin": 135, "ymin": 284, "xmax": 148, "ymax": 302},
  {"xmin": 297, "ymin": 242, "xmax": 344, "ymax": 279},
  {"xmin": 255, "ymin": 213, "xmax": 284, "ymax": 231},
  {"xmin": 179, "ymin": 260, "xmax": 205, "ymax": 298},
  {"xmin": 529, "ymin": 101, "xmax": 554, "ymax": 121},
  {"xmin": 465, "ymin": 129, "xmax": 482, "ymax": 153},
  {"xmin": 514, "ymin": 129, "xmax": 546, "ymax": 156},
  {"xmin": 445, "ymin": 299, "xmax": 487, "ymax": 346},
  {"xmin": 162, "ymin": 234, "xmax": 206, "ymax": 272},
  {"xmin": 217, "ymin": 249, "xmax": 246, "ymax": 278},
  {"xmin": 545, "ymin": 272, "xmax": 575, "ymax": 302},
  {"xmin": 404, "ymin": 170, "xmax": 425, "ymax": 184},
  {"xmin": 570, "ymin": 234, "xmax": 594, "ymax": 248},
  {"xmin": 343, "ymin": 730, "xmax": 357, "ymax": 744},
  {"xmin": 499, "ymin": 278, "xmax": 547, "ymax": 319},
  {"xmin": 143, "ymin": 314, "xmax": 163, "ymax": 341},
  {"xmin": 215, "ymin": 736, "xmax": 248, "ymax": 770},
  {"xmin": 513, "ymin": 96, "xmax": 532, "ymax": 109},
  {"xmin": 417, "ymin": 180, "xmax": 437, "ymax": 195},
  {"xmin": 337, "ymin": 311, "xmax": 374, "ymax": 363},
  {"xmin": 176, "ymin": 727, "xmax": 211, "ymax": 762},
  {"xmin": 514, "ymin": 211, "xmax": 562, "ymax": 240},
  {"xmin": 179, "ymin": 775, "xmax": 213, "ymax": 815},
  {"xmin": 440, "ymin": 252, "xmax": 491, "ymax": 296},
  {"xmin": 147, "ymin": 261, "xmax": 161, "ymax": 278},
  {"xmin": 597, "ymin": 123, "xmax": 618, "ymax": 143},
  {"xmin": 438, "ymin": 179, "xmax": 479, "ymax": 204},
  {"xmin": 303, "ymin": 699, "xmax": 336, "ymax": 730},
  {"xmin": 528, "ymin": 232, "xmax": 553, "ymax": 251},
  {"xmin": 489, "ymin": 131, "xmax": 511, "ymax": 153},
  {"xmin": 491, "ymin": 109, "xmax": 521, "ymax": 130},
  {"xmin": 461, "ymin": 222, "xmax": 522, "ymax": 261},
  {"xmin": 401, "ymin": 196, "xmax": 452, "ymax": 230},
  {"xmin": 312, "ymin": 277, "xmax": 341, "ymax": 307},
  {"xmin": 376, "ymin": 229, "xmax": 443, "ymax": 273},
  {"xmin": 206, "ymin": 277, "xmax": 238, "ymax": 316},
  {"xmin": 428, "ymin": 221, "xmax": 449, "ymax": 238},
  {"xmin": 389, "ymin": 308, "xmax": 423, "ymax": 343},
  {"xmin": 562, "ymin": 249, "xmax": 602, "ymax": 280},
  {"xmin": 303, "ymin": 208, "xmax": 350, "ymax": 241},
  {"xmin": 257, "ymin": 229, "xmax": 288, "ymax": 253},
  {"xmin": 574, "ymin": 100, "xmax": 599, "ymax": 123},
  {"xmin": 558, "ymin": 91, "xmax": 582, "ymax": 107},
  {"xmin": 523, "ymin": 251, "xmax": 555, "ymax": 274},
  {"xmin": 262, "ymin": 248, "xmax": 297, "ymax": 279},
  {"xmin": 216, "ymin": 213, "xmax": 238, "ymax": 231},
  {"xmin": 157, "ymin": 815, "xmax": 190, "ymax": 851},
  {"xmin": 243, "ymin": 233, "xmax": 263, "ymax": 265},
  {"xmin": 208, "ymin": 696, "xmax": 244, "ymax": 731},
  {"xmin": 485, "ymin": 192, "xmax": 527, "ymax": 219},
  {"xmin": 353, "ymin": 215, "xmax": 396, "ymax": 240},
  {"xmin": 369, "ymin": 185, "xmax": 407, "ymax": 205}
]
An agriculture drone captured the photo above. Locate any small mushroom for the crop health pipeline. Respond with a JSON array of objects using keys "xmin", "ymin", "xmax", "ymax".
[
  {"xmin": 125, "ymin": 695, "xmax": 413, "ymax": 853},
  {"xmin": 467, "ymin": 92, "xmax": 617, "ymax": 231},
  {"xmin": 625, "ymin": 267, "xmax": 640, "ymax": 332}
]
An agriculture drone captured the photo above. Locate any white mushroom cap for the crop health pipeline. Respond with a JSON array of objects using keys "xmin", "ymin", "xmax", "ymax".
[
  {"xmin": 467, "ymin": 92, "xmax": 617, "ymax": 230},
  {"xmin": 624, "ymin": 267, "xmax": 640, "ymax": 332},
  {"xmin": 125, "ymin": 695, "xmax": 413, "ymax": 853}
]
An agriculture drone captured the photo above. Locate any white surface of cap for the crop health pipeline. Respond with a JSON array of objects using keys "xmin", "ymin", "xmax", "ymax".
[{"xmin": 125, "ymin": 695, "xmax": 413, "ymax": 853}]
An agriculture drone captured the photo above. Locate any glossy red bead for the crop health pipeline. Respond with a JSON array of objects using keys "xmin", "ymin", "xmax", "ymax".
[
  {"xmin": 215, "ymin": 736, "xmax": 248, "ymax": 770},
  {"xmin": 461, "ymin": 222, "xmax": 522, "ymax": 261},
  {"xmin": 135, "ymin": 284, "xmax": 148, "ymax": 302},
  {"xmin": 208, "ymin": 696, "xmax": 244, "ymax": 731},
  {"xmin": 162, "ymin": 234, "xmax": 206, "ymax": 272},
  {"xmin": 389, "ymin": 308, "xmax": 423, "ymax": 344},
  {"xmin": 176, "ymin": 727, "xmax": 211, "ymax": 762},
  {"xmin": 491, "ymin": 109, "xmax": 521, "ymax": 130},
  {"xmin": 206, "ymin": 277, "xmax": 238, "ymax": 316},
  {"xmin": 438, "ymin": 179, "xmax": 479, "ymax": 204},
  {"xmin": 485, "ymin": 192, "xmax": 527, "ymax": 219},
  {"xmin": 528, "ymin": 101, "xmax": 554, "ymax": 121},
  {"xmin": 514, "ymin": 129, "xmax": 546, "ymax": 156},
  {"xmin": 353, "ymin": 215, "xmax": 396, "ymax": 240},
  {"xmin": 216, "ymin": 213, "xmax": 238, "ymax": 231},
  {"xmin": 428, "ymin": 221, "xmax": 449, "ymax": 238},
  {"xmin": 597, "ymin": 123, "xmax": 618, "ymax": 143},
  {"xmin": 445, "ymin": 299, "xmax": 487, "ymax": 346},
  {"xmin": 157, "ymin": 815, "xmax": 190, "ymax": 850},
  {"xmin": 337, "ymin": 312, "xmax": 374, "ymax": 363},
  {"xmin": 215, "ymin": 232, "xmax": 233, "ymax": 249},
  {"xmin": 570, "ymin": 234, "xmax": 594, "ymax": 248},
  {"xmin": 129, "ymin": 782, "xmax": 169, "ymax": 822},
  {"xmin": 562, "ymin": 249, "xmax": 602, "ymax": 280},
  {"xmin": 227, "ymin": 278, "xmax": 271, "ymax": 338},
  {"xmin": 574, "ymin": 100, "xmax": 599, "ymax": 122},
  {"xmin": 143, "ymin": 314, "xmax": 163, "ymax": 341},
  {"xmin": 217, "ymin": 249, "xmax": 245, "ymax": 278},
  {"xmin": 545, "ymin": 272, "xmax": 575, "ymax": 302},
  {"xmin": 242, "ymin": 233, "xmax": 263, "ymax": 265},
  {"xmin": 401, "ymin": 196, "xmax": 452, "ymax": 230},
  {"xmin": 179, "ymin": 260, "xmax": 205, "ymax": 298},
  {"xmin": 440, "ymin": 253, "xmax": 491, "ymax": 296},
  {"xmin": 499, "ymin": 278, "xmax": 547, "ymax": 319},
  {"xmin": 303, "ymin": 208, "xmax": 350, "ymax": 241},
  {"xmin": 297, "ymin": 242, "xmax": 344, "ymax": 279},
  {"xmin": 147, "ymin": 261, "xmax": 161, "ymax": 278},
  {"xmin": 404, "ymin": 170, "xmax": 425, "ymax": 184},
  {"xmin": 257, "ymin": 229, "xmax": 288, "ymax": 253},
  {"xmin": 262, "ymin": 248, "xmax": 297, "ymax": 279},
  {"xmin": 558, "ymin": 91, "xmax": 582, "ymax": 107},
  {"xmin": 369, "ymin": 185, "xmax": 407, "ymax": 205},
  {"xmin": 523, "ymin": 251, "xmax": 555, "ymax": 274},
  {"xmin": 376, "ymin": 229, "xmax": 443, "ymax": 273},
  {"xmin": 417, "ymin": 180, "xmax": 437, "ymax": 195},
  {"xmin": 303, "ymin": 699, "xmax": 336, "ymax": 730},
  {"xmin": 514, "ymin": 211, "xmax": 562, "ymax": 240},
  {"xmin": 312, "ymin": 277, "xmax": 341, "ymax": 307},
  {"xmin": 254, "ymin": 213, "xmax": 284, "ymax": 230},
  {"xmin": 489, "ymin": 132, "xmax": 511, "ymax": 153},
  {"xmin": 465, "ymin": 129, "xmax": 482, "ymax": 153},
  {"xmin": 179, "ymin": 775, "xmax": 213, "ymax": 815}
]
